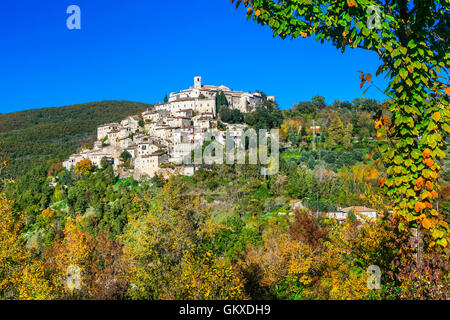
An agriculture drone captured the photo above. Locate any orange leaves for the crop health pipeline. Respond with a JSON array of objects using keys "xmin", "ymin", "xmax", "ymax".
[
  {"xmin": 41, "ymin": 208, "xmax": 54, "ymax": 218},
  {"xmin": 416, "ymin": 177, "xmax": 424, "ymax": 188},
  {"xmin": 379, "ymin": 177, "xmax": 386, "ymax": 187},
  {"xmin": 360, "ymin": 80, "xmax": 365, "ymax": 89},
  {"xmin": 414, "ymin": 202, "xmax": 426, "ymax": 213},
  {"xmin": 422, "ymin": 148, "xmax": 434, "ymax": 168},
  {"xmin": 375, "ymin": 120, "xmax": 383, "ymax": 130},
  {"xmin": 414, "ymin": 199, "xmax": 434, "ymax": 214},
  {"xmin": 347, "ymin": 0, "xmax": 356, "ymax": 7},
  {"xmin": 74, "ymin": 159, "xmax": 93, "ymax": 177},
  {"xmin": 357, "ymin": 71, "xmax": 365, "ymax": 89},
  {"xmin": 424, "ymin": 158, "xmax": 434, "ymax": 167},
  {"xmin": 422, "ymin": 218, "xmax": 432, "ymax": 229},
  {"xmin": 245, "ymin": 6, "xmax": 261, "ymax": 18},
  {"xmin": 425, "ymin": 180, "xmax": 433, "ymax": 191},
  {"xmin": 357, "ymin": 72, "xmax": 372, "ymax": 89},
  {"xmin": 300, "ymin": 31, "xmax": 308, "ymax": 38},
  {"xmin": 431, "ymin": 190, "xmax": 438, "ymax": 199},
  {"xmin": 406, "ymin": 65, "xmax": 414, "ymax": 74},
  {"xmin": 432, "ymin": 111, "xmax": 441, "ymax": 122},
  {"xmin": 445, "ymin": 86, "xmax": 450, "ymax": 95}
]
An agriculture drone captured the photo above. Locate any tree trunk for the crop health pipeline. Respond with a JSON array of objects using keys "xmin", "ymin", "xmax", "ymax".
[{"xmin": 409, "ymin": 227, "xmax": 424, "ymax": 269}]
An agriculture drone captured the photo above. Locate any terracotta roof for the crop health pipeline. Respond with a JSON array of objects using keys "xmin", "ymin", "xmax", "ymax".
[
  {"xmin": 174, "ymin": 97, "xmax": 197, "ymax": 102},
  {"xmin": 341, "ymin": 206, "xmax": 376, "ymax": 213},
  {"xmin": 149, "ymin": 151, "xmax": 167, "ymax": 156}
]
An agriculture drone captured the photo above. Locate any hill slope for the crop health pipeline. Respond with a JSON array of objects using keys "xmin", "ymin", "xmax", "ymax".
[{"xmin": 0, "ymin": 101, "xmax": 152, "ymax": 179}]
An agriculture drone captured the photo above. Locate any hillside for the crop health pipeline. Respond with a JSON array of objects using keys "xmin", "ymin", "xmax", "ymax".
[{"xmin": 0, "ymin": 101, "xmax": 152, "ymax": 179}]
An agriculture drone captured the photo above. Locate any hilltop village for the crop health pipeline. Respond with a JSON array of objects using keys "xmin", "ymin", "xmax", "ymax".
[{"xmin": 63, "ymin": 77, "xmax": 275, "ymax": 179}]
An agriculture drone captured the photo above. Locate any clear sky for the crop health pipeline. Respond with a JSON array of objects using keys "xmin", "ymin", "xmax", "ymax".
[{"xmin": 0, "ymin": 0, "xmax": 389, "ymax": 113}]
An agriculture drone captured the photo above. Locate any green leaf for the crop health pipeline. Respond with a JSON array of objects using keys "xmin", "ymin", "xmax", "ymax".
[
  {"xmin": 411, "ymin": 149, "xmax": 421, "ymax": 159},
  {"xmin": 407, "ymin": 40, "xmax": 416, "ymax": 49},
  {"xmin": 437, "ymin": 238, "xmax": 447, "ymax": 247},
  {"xmin": 378, "ymin": 144, "xmax": 388, "ymax": 153},
  {"xmin": 399, "ymin": 68, "xmax": 408, "ymax": 79},
  {"xmin": 393, "ymin": 155, "xmax": 403, "ymax": 165},
  {"xmin": 406, "ymin": 137, "xmax": 414, "ymax": 145}
]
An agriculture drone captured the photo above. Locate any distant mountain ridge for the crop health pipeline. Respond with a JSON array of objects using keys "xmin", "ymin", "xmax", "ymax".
[{"xmin": 0, "ymin": 101, "xmax": 152, "ymax": 179}]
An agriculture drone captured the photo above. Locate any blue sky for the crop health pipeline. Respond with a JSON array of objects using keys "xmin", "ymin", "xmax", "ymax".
[{"xmin": 0, "ymin": 0, "xmax": 389, "ymax": 113}]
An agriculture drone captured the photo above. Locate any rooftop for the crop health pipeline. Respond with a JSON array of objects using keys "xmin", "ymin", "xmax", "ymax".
[{"xmin": 341, "ymin": 206, "xmax": 376, "ymax": 213}]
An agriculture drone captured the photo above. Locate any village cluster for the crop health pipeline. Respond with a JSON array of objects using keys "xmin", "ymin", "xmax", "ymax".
[
  {"xmin": 63, "ymin": 76, "xmax": 274, "ymax": 180},
  {"xmin": 63, "ymin": 76, "xmax": 377, "ymax": 222}
]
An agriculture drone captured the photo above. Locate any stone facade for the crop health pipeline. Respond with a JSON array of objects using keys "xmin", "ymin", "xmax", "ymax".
[{"xmin": 63, "ymin": 76, "xmax": 274, "ymax": 180}]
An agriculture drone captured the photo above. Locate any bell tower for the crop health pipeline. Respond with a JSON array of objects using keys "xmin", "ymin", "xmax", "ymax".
[{"xmin": 194, "ymin": 76, "xmax": 202, "ymax": 89}]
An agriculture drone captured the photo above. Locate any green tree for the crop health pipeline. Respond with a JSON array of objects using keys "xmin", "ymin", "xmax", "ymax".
[
  {"xmin": 219, "ymin": 105, "xmax": 233, "ymax": 123},
  {"xmin": 74, "ymin": 159, "xmax": 93, "ymax": 177},
  {"xmin": 312, "ymin": 95, "xmax": 326, "ymax": 109},
  {"xmin": 244, "ymin": 100, "xmax": 283, "ymax": 130},
  {"xmin": 100, "ymin": 157, "xmax": 110, "ymax": 169},
  {"xmin": 325, "ymin": 116, "xmax": 353, "ymax": 150},
  {"xmin": 216, "ymin": 91, "xmax": 228, "ymax": 114},
  {"xmin": 300, "ymin": 125, "xmax": 307, "ymax": 140},
  {"xmin": 347, "ymin": 209, "xmax": 357, "ymax": 222},
  {"xmin": 120, "ymin": 151, "xmax": 132, "ymax": 162},
  {"xmin": 233, "ymin": 0, "xmax": 450, "ymax": 250}
]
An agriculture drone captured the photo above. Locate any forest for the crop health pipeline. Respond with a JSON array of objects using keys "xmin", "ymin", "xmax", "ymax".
[{"xmin": 0, "ymin": 101, "xmax": 151, "ymax": 179}]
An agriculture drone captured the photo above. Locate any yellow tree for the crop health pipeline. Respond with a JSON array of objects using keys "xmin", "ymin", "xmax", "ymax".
[
  {"xmin": 178, "ymin": 251, "xmax": 246, "ymax": 300},
  {"xmin": 15, "ymin": 260, "xmax": 54, "ymax": 300},
  {"xmin": 120, "ymin": 176, "xmax": 200, "ymax": 299},
  {"xmin": 43, "ymin": 217, "xmax": 94, "ymax": 298},
  {"xmin": 74, "ymin": 159, "xmax": 94, "ymax": 177},
  {"xmin": 0, "ymin": 194, "xmax": 27, "ymax": 298}
]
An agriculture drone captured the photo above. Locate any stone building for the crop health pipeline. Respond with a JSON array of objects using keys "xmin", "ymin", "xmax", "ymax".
[
  {"xmin": 64, "ymin": 76, "xmax": 274, "ymax": 180},
  {"xmin": 155, "ymin": 76, "xmax": 275, "ymax": 115}
]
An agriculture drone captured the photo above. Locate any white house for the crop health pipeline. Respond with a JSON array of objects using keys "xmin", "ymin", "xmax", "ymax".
[{"xmin": 342, "ymin": 206, "xmax": 377, "ymax": 222}]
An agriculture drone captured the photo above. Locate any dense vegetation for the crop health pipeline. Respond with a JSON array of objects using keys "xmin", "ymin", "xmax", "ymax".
[
  {"xmin": 235, "ymin": 0, "xmax": 450, "ymax": 264},
  {"xmin": 0, "ymin": 101, "xmax": 151, "ymax": 179},
  {"xmin": 0, "ymin": 93, "xmax": 448, "ymax": 299}
]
